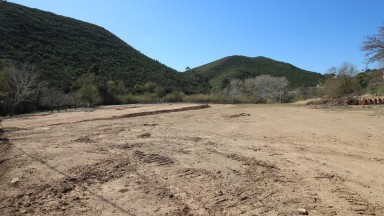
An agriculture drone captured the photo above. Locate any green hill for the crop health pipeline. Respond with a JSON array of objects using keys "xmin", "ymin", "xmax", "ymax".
[
  {"xmin": 186, "ymin": 55, "xmax": 325, "ymax": 90},
  {"xmin": 0, "ymin": 2, "xmax": 183, "ymax": 91},
  {"xmin": 0, "ymin": 2, "xmax": 325, "ymax": 101}
]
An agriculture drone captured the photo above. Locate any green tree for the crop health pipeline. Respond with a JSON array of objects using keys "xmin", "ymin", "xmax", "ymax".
[
  {"xmin": 133, "ymin": 84, "xmax": 144, "ymax": 94},
  {"xmin": 116, "ymin": 81, "xmax": 126, "ymax": 95},
  {"xmin": 143, "ymin": 81, "xmax": 156, "ymax": 93},
  {"xmin": 73, "ymin": 73, "xmax": 105, "ymax": 91},
  {"xmin": 154, "ymin": 86, "xmax": 166, "ymax": 98},
  {"xmin": 80, "ymin": 84, "xmax": 102, "ymax": 106},
  {"xmin": 69, "ymin": 91, "xmax": 81, "ymax": 110},
  {"xmin": 356, "ymin": 72, "xmax": 369, "ymax": 88},
  {"xmin": 60, "ymin": 67, "xmax": 75, "ymax": 93},
  {"xmin": 106, "ymin": 80, "xmax": 118, "ymax": 94}
]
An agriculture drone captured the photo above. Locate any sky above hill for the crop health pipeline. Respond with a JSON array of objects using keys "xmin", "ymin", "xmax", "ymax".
[{"xmin": 10, "ymin": 0, "xmax": 384, "ymax": 73}]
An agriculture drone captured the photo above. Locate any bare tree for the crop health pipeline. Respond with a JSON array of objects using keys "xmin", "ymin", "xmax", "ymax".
[
  {"xmin": 223, "ymin": 79, "xmax": 246, "ymax": 102},
  {"xmin": 5, "ymin": 63, "xmax": 45, "ymax": 116},
  {"xmin": 224, "ymin": 75, "xmax": 290, "ymax": 103},
  {"xmin": 362, "ymin": 25, "xmax": 384, "ymax": 65},
  {"xmin": 236, "ymin": 75, "xmax": 289, "ymax": 103},
  {"xmin": 269, "ymin": 76, "xmax": 290, "ymax": 102},
  {"xmin": 325, "ymin": 62, "xmax": 359, "ymax": 98},
  {"xmin": 40, "ymin": 88, "xmax": 68, "ymax": 112}
]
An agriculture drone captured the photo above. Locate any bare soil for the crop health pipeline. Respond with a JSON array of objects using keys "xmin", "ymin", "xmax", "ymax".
[{"xmin": 0, "ymin": 104, "xmax": 383, "ymax": 215}]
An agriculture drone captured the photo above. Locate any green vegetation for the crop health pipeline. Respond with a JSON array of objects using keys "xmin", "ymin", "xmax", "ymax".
[
  {"xmin": 186, "ymin": 55, "xmax": 325, "ymax": 91},
  {"xmin": 358, "ymin": 68, "xmax": 384, "ymax": 96},
  {"xmin": 0, "ymin": 2, "xmax": 184, "ymax": 91},
  {"xmin": 0, "ymin": 2, "xmax": 190, "ymax": 115},
  {"xmin": 0, "ymin": 2, "xmax": 346, "ymax": 116},
  {"xmin": 324, "ymin": 63, "xmax": 360, "ymax": 99},
  {"xmin": 323, "ymin": 63, "xmax": 384, "ymax": 99}
]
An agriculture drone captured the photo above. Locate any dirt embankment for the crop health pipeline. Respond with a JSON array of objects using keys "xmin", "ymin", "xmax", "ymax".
[{"xmin": 0, "ymin": 104, "xmax": 383, "ymax": 215}]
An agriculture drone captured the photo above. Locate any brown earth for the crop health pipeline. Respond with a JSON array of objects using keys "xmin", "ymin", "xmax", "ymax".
[{"xmin": 0, "ymin": 104, "xmax": 383, "ymax": 215}]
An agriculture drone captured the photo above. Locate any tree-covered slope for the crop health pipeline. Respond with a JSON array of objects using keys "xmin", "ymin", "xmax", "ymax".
[
  {"xmin": 0, "ymin": 2, "xmax": 182, "ymax": 91},
  {"xmin": 187, "ymin": 55, "xmax": 325, "ymax": 90}
]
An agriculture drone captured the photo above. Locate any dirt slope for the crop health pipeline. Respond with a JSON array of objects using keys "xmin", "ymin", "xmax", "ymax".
[{"xmin": 0, "ymin": 104, "xmax": 383, "ymax": 215}]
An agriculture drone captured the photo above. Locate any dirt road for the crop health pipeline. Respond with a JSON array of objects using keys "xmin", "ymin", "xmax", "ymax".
[{"xmin": 1, "ymin": 104, "xmax": 383, "ymax": 215}]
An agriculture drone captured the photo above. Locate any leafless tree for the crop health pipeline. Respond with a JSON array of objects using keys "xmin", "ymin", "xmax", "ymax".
[
  {"xmin": 5, "ymin": 63, "xmax": 45, "ymax": 116},
  {"xmin": 40, "ymin": 88, "xmax": 64, "ymax": 112},
  {"xmin": 269, "ymin": 76, "xmax": 290, "ymax": 102},
  {"xmin": 240, "ymin": 75, "xmax": 289, "ymax": 103},
  {"xmin": 362, "ymin": 25, "xmax": 384, "ymax": 65},
  {"xmin": 224, "ymin": 75, "xmax": 290, "ymax": 103},
  {"xmin": 223, "ymin": 79, "xmax": 246, "ymax": 102}
]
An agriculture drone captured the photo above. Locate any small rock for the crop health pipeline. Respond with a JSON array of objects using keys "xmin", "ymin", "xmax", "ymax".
[
  {"xmin": 80, "ymin": 207, "xmax": 88, "ymax": 212},
  {"xmin": 68, "ymin": 177, "xmax": 77, "ymax": 182},
  {"xmin": 240, "ymin": 196, "xmax": 248, "ymax": 201},
  {"xmin": 297, "ymin": 208, "xmax": 308, "ymax": 215},
  {"xmin": 11, "ymin": 178, "xmax": 20, "ymax": 185},
  {"xmin": 61, "ymin": 186, "xmax": 72, "ymax": 193},
  {"xmin": 217, "ymin": 190, "xmax": 224, "ymax": 196},
  {"xmin": 216, "ymin": 170, "xmax": 221, "ymax": 174},
  {"xmin": 138, "ymin": 132, "xmax": 151, "ymax": 138},
  {"xmin": 168, "ymin": 193, "xmax": 174, "ymax": 199}
]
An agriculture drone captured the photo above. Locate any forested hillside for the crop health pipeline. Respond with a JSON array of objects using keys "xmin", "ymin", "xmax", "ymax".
[
  {"xmin": 187, "ymin": 56, "xmax": 325, "ymax": 91},
  {"xmin": 0, "ymin": 2, "xmax": 329, "ymax": 116},
  {"xmin": 0, "ymin": 2, "xmax": 183, "ymax": 91}
]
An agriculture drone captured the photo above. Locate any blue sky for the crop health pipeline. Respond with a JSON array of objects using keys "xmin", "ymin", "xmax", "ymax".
[{"xmin": 10, "ymin": 0, "xmax": 384, "ymax": 73}]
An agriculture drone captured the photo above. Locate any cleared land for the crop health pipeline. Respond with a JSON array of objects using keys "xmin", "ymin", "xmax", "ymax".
[{"xmin": 0, "ymin": 104, "xmax": 384, "ymax": 215}]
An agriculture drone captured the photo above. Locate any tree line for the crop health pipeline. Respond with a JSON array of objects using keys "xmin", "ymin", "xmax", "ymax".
[{"xmin": 0, "ymin": 61, "xmax": 179, "ymax": 116}]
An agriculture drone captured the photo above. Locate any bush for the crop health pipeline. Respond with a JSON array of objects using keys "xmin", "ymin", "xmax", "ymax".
[
  {"xmin": 164, "ymin": 91, "xmax": 185, "ymax": 102},
  {"xmin": 222, "ymin": 75, "xmax": 290, "ymax": 103},
  {"xmin": 324, "ymin": 63, "xmax": 359, "ymax": 99},
  {"xmin": 118, "ymin": 93, "xmax": 158, "ymax": 104},
  {"xmin": 183, "ymin": 94, "xmax": 224, "ymax": 103},
  {"xmin": 294, "ymin": 86, "xmax": 325, "ymax": 101}
]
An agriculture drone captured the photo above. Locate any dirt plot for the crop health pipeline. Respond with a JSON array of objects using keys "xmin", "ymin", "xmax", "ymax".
[{"xmin": 1, "ymin": 104, "xmax": 384, "ymax": 215}]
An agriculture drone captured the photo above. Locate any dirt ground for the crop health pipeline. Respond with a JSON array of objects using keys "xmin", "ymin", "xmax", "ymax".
[{"xmin": 0, "ymin": 104, "xmax": 383, "ymax": 215}]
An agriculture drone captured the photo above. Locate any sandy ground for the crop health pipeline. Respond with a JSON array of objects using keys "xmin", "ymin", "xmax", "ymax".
[{"xmin": 0, "ymin": 104, "xmax": 383, "ymax": 215}]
